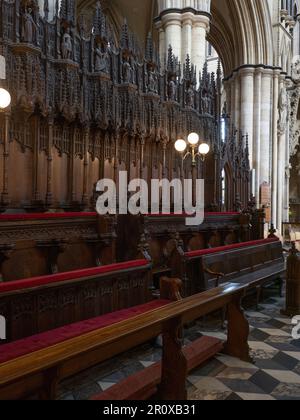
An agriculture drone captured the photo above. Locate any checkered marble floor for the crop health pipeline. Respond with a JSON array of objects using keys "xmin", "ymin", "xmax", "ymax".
[{"xmin": 57, "ymin": 293, "xmax": 300, "ymax": 401}]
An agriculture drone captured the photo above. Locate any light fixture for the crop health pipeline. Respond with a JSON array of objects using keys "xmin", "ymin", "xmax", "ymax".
[
  {"xmin": 175, "ymin": 139, "xmax": 187, "ymax": 153},
  {"xmin": 0, "ymin": 88, "xmax": 11, "ymax": 109},
  {"xmin": 199, "ymin": 143, "xmax": 210, "ymax": 160},
  {"xmin": 174, "ymin": 133, "xmax": 210, "ymax": 167},
  {"xmin": 187, "ymin": 132, "xmax": 199, "ymax": 146}
]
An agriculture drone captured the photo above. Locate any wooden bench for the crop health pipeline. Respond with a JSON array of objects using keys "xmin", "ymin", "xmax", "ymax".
[
  {"xmin": 170, "ymin": 238, "xmax": 285, "ymax": 301},
  {"xmin": 282, "ymin": 243, "xmax": 300, "ymax": 316},
  {"xmin": 0, "ymin": 259, "xmax": 153, "ymax": 341},
  {"xmin": 0, "ymin": 282, "xmax": 250, "ymax": 401},
  {"xmin": 117, "ymin": 212, "xmax": 251, "ymax": 281},
  {"xmin": 91, "ymin": 336, "xmax": 224, "ymax": 401},
  {"xmin": 0, "ymin": 212, "xmax": 116, "ymax": 281}
]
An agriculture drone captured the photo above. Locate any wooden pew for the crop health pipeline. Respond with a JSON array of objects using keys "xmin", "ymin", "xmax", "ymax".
[
  {"xmin": 117, "ymin": 212, "xmax": 251, "ymax": 280},
  {"xmin": 0, "ymin": 259, "xmax": 152, "ymax": 341},
  {"xmin": 170, "ymin": 238, "xmax": 285, "ymax": 301},
  {"xmin": 0, "ymin": 213, "xmax": 116, "ymax": 281},
  {"xmin": 0, "ymin": 282, "xmax": 250, "ymax": 401},
  {"xmin": 282, "ymin": 242, "xmax": 300, "ymax": 316}
]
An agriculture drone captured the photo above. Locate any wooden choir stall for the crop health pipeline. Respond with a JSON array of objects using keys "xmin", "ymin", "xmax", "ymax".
[{"xmin": 0, "ymin": 0, "xmax": 285, "ymax": 401}]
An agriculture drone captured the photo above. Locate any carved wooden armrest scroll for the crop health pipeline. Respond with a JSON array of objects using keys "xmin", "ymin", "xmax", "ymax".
[
  {"xmin": 160, "ymin": 277, "xmax": 183, "ymax": 302},
  {"xmin": 202, "ymin": 264, "xmax": 225, "ymax": 288}
]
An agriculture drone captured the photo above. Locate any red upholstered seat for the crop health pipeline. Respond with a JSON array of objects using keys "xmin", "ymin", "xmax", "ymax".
[
  {"xmin": 0, "ymin": 212, "xmax": 97, "ymax": 221},
  {"xmin": 0, "ymin": 299, "xmax": 170, "ymax": 364},
  {"xmin": 185, "ymin": 238, "xmax": 279, "ymax": 259},
  {"xmin": 0, "ymin": 259, "xmax": 150, "ymax": 294},
  {"xmin": 0, "ymin": 212, "xmax": 239, "ymax": 221},
  {"xmin": 145, "ymin": 212, "xmax": 240, "ymax": 217}
]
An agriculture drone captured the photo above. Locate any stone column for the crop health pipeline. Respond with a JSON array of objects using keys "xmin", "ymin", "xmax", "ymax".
[
  {"xmin": 228, "ymin": 76, "xmax": 236, "ymax": 126},
  {"xmin": 277, "ymin": 79, "xmax": 288, "ymax": 234},
  {"xmin": 271, "ymin": 70, "xmax": 280, "ymax": 227},
  {"xmin": 284, "ymin": 148, "xmax": 290, "ymax": 223},
  {"xmin": 162, "ymin": 13, "xmax": 182, "ymax": 60},
  {"xmin": 240, "ymin": 68, "xmax": 255, "ymax": 165},
  {"xmin": 191, "ymin": 15, "xmax": 210, "ymax": 76},
  {"xmin": 277, "ymin": 131, "xmax": 285, "ymax": 233},
  {"xmin": 253, "ymin": 69, "xmax": 262, "ymax": 205},
  {"xmin": 156, "ymin": 2, "xmax": 211, "ymax": 75},
  {"xmin": 233, "ymin": 74, "xmax": 241, "ymax": 132},
  {"xmin": 156, "ymin": 24, "xmax": 166, "ymax": 66},
  {"xmin": 260, "ymin": 69, "xmax": 273, "ymax": 185},
  {"xmin": 182, "ymin": 13, "xmax": 193, "ymax": 64}
]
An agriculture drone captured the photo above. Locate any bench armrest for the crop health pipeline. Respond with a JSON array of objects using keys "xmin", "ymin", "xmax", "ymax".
[
  {"xmin": 160, "ymin": 277, "xmax": 183, "ymax": 301},
  {"xmin": 203, "ymin": 265, "xmax": 225, "ymax": 288}
]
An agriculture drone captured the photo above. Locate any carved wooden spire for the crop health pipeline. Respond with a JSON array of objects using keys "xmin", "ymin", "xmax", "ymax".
[
  {"xmin": 145, "ymin": 32, "xmax": 154, "ymax": 63},
  {"xmin": 60, "ymin": 0, "xmax": 76, "ymax": 27},
  {"xmin": 121, "ymin": 19, "xmax": 131, "ymax": 52},
  {"xmin": 93, "ymin": 1, "xmax": 107, "ymax": 40}
]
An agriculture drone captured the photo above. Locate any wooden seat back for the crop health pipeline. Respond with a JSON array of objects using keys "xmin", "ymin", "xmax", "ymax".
[
  {"xmin": 0, "ymin": 282, "xmax": 250, "ymax": 401},
  {"xmin": 201, "ymin": 241, "xmax": 283, "ymax": 291},
  {"xmin": 0, "ymin": 213, "xmax": 116, "ymax": 282},
  {"xmin": 117, "ymin": 213, "xmax": 251, "ymax": 275},
  {"xmin": 0, "ymin": 260, "xmax": 152, "ymax": 342},
  {"xmin": 170, "ymin": 238, "xmax": 283, "ymax": 296}
]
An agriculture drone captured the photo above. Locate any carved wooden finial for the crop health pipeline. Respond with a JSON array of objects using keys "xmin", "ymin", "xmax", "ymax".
[
  {"xmin": 291, "ymin": 241, "xmax": 297, "ymax": 255},
  {"xmin": 268, "ymin": 224, "xmax": 277, "ymax": 238}
]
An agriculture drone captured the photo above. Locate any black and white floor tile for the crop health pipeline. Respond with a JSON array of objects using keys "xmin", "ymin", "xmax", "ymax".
[{"xmin": 57, "ymin": 294, "xmax": 300, "ymax": 401}]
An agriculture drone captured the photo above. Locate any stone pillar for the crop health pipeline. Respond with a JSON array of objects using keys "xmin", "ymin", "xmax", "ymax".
[
  {"xmin": 277, "ymin": 79, "xmax": 288, "ymax": 234},
  {"xmin": 260, "ymin": 69, "xmax": 273, "ymax": 185},
  {"xmin": 156, "ymin": 2, "xmax": 211, "ymax": 75},
  {"xmin": 162, "ymin": 13, "xmax": 182, "ymax": 60},
  {"xmin": 284, "ymin": 147, "xmax": 290, "ymax": 223},
  {"xmin": 228, "ymin": 76, "xmax": 236, "ymax": 126},
  {"xmin": 182, "ymin": 13, "xmax": 193, "ymax": 64},
  {"xmin": 157, "ymin": 24, "xmax": 166, "ymax": 65},
  {"xmin": 272, "ymin": 70, "xmax": 280, "ymax": 227},
  {"xmin": 191, "ymin": 15, "xmax": 211, "ymax": 75},
  {"xmin": 277, "ymin": 132, "xmax": 285, "ymax": 233},
  {"xmin": 253, "ymin": 69, "xmax": 262, "ymax": 205},
  {"xmin": 233, "ymin": 74, "xmax": 241, "ymax": 131},
  {"xmin": 240, "ymin": 68, "xmax": 255, "ymax": 165}
]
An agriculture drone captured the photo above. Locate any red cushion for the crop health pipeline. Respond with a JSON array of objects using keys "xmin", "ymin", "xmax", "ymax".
[
  {"xmin": 145, "ymin": 212, "xmax": 240, "ymax": 217},
  {"xmin": 0, "ymin": 212, "xmax": 97, "ymax": 221},
  {"xmin": 0, "ymin": 260, "xmax": 150, "ymax": 294},
  {"xmin": 0, "ymin": 300, "xmax": 170, "ymax": 364},
  {"xmin": 0, "ymin": 212, "xmax": 239, "ymax": 221},
  {"xmin": 185, "ymin": 238, "xmax": 279, "ymax": 259}
]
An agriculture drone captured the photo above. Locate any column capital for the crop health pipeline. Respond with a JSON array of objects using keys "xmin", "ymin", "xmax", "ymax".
[
  {"xmin": 160, "ymin": 13, "xmax": 182, "ymax": 27},
  {"xmin": 239, "ymin": 67, "xmax": 256, "ymax": 77},
  {"xmin": 181, "ymin": 12, "xmax": 194, "ymax": 25},
  {"xmin": 193, "ymin": 14, "xmax": 210, "ymax": 30},
  {"xmin": 261, "ymin": 68, "xmax": 274, "ymax": 77}
]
